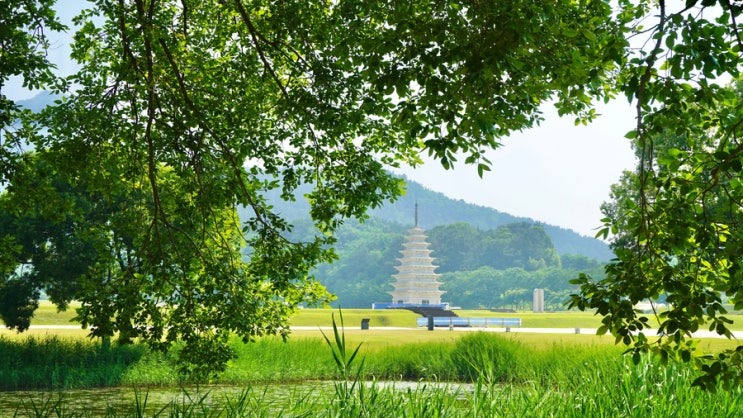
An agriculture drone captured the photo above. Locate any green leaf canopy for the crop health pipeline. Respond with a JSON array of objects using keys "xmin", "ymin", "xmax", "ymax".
[{"xmin": 1, "ymin": 0, "xmax": 622, "ymax": 376}]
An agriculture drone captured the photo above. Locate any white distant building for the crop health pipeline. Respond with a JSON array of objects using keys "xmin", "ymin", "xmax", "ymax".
[
  {"xmin": 533, "ymin": 288, "xmax": 545, "ymax": 313},
  {"xmin": 388, "ymin": 205, "xmax": 445, "ymax": 306}
]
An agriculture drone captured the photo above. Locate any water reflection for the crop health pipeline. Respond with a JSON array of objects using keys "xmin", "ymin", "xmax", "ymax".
[
  {"xmin": 0, "ymin": 384, "xmax": 291, "ymax": 415},
  {"xmin": 0, "ymin": 381, "xmax": 472, "ymax": 415}
]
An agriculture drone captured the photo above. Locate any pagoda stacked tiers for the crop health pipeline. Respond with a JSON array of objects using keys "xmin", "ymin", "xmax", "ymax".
[{"xmin": 388, "ymin": 225, "xmax": 445, "ymax": 305}]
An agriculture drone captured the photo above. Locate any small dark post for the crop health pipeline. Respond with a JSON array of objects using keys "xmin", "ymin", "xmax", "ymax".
[
  {"xmin": 427, "ymin": 315, "xmax": 434, "ymax": 331},
  {"xmin": 360, "ymin": 318, "xmax": 370, "ymax": 330}
]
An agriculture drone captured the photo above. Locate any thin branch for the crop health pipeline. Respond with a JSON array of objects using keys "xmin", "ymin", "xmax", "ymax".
[
  {"xmin": 117, "ymin": 0, "xmax": 143, "ymax": 76},
  {"xmin": 232, "ymin": 0, "xmax": 290, "ymax": 99},
  {"xmin": 635, "ymin": 0, "xmax": 666, "ymax": 253},
  {"xmin": 722, "ymin": 0, "xmax": 743, "ymax": 52},
  {"xmin": 134, "ymin": 0, "xmax": 179, "ymax": 276},
  {"xmin": 180, "ymin": 0, "xmax": 188, "ymax": 39},
  {"xmin": 156, "ymin": 37, "xmax": 278, "ymax": 237}
]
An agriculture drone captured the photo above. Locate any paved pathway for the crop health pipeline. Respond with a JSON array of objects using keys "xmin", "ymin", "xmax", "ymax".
[
  {"xmin": 3, "ymin": 325, "xmax": 741, "ymax": 340},
  {"xmin": 280, "ymin": 326, "xmax": 742, "ymax": 340}
]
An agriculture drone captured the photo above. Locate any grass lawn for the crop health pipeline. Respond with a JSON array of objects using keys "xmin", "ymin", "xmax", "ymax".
[
  {"xmin": 288, "ymin": 307, "xmax": 743, "ymax": 331},
  {"xmin": 10, "ymin": 302, "xmax": 743, "ymax": 354},
  {"xmin": 3, "ymin": 304, "xmax": 743, "ymax": 415},
  {"xmin": 29, "ymin": 302, "xmax": 619, "ymax": 328},
  {"xmin": 30, "ymin": 300, "xmax": 80, "ymax": 325},
  {"xmin": 289, "ymin": 308, "xmax": 634, "ymax": 328},
  {"xmin": 5, "ymin": 323, "xmax": 738, "ymax": 356},
  {"xmin": 288, "ymin": 327, "xmax": 742, "ymax": 353},
  {"xmin": 288, "ymin": 308, "xmax": 421, "ymax": 328},
  {"xmin": 29, "ymin": 300, "xmax": 743, "ymax": 330}
]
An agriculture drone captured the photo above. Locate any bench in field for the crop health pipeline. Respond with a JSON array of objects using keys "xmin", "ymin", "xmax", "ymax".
[{"xmin": 415, "ymin": 317, "xmax": 522, "ymax": 328}]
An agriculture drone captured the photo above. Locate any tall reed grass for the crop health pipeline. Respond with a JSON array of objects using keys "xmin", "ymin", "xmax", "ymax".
[
  {"xmin": 0, "ymin": 335, "xmax": 144, "ymax": 390},
  {"xmin": 3, "ymin": 328, "xmax": 743, "ymax": 416},
  {"xmin": 6, "ymin": 355, "xmax": 742, "ymax": 417}
]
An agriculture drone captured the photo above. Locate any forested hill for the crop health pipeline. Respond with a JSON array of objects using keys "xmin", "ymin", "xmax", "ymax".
[
  {"xmin": 264, "ymin": 178, "xmax": 612, "ymax": 261},
  {"xmin": 372, "ymin": 181, "xmax": 611, "ymax": 260}
]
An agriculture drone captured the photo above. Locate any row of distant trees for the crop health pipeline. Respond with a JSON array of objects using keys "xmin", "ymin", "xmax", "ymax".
[
  {"xmin": 286, "ymin": 218, "xmax": 604, "ymax": 309},
  {"xmin": 441, "ymin": 263, "xmax": 604, "ymax": 311}
]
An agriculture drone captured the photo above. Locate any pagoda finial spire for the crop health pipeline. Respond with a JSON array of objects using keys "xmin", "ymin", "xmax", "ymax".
[{"xmin": 415, "ymin": 202, "xmax": 418, "ymax": 227}]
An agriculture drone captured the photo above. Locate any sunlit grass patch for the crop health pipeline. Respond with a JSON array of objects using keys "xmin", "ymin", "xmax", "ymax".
[
  {"xmin": 0, "ymin": 335, "xmax": 146, "ymax": 390},
  {"xmin": 289, "ymin": 308, "xmax": 421, "ymax": 328},
  {"xmin": 31, "ymin": 300, "xmax": 81, "ymax": 325},
  {"xmin": 26, "ymin": 305, "xmax": 743, "ymax": 335},
  {"xmin": 3, "ymin": 318, "xmax": 743, "ymax": 416}
]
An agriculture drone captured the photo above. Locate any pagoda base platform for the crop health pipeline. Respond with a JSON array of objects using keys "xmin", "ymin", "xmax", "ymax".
[{"xmin": 405, "ymin": 306, "xmax": 458, "ymax": 318}]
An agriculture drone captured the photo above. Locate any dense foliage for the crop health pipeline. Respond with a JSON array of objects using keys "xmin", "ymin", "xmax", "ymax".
[
  {"xmin": 427, "ymin": 222, "xmax": 560, "ymax": 273},
  {"xmin": 1, "ymin": 0, "xmax": 622, "ymax": 376},
  {"xmin": 442, "ymin": 263, "xmax": 605, "ymax": 311},
  {"xmin": 8, "ymin": 0, "xmax": 743, "ymax": 389},
  {"xmin": 568, "ymin": 0, "xmax": 743, "ymax": 390}
]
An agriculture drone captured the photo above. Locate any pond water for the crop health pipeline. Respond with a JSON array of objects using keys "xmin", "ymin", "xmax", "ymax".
[
  {"xmin": 0, "ymin": 381, "xmax": 473, "ymax": 415},
  {"xmin": 0, "ymin": 384, "xmax": 312, "ymax": 416}
]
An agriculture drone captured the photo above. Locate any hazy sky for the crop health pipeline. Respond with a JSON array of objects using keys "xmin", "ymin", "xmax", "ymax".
[
  {"xmin": 6, "ymin": 2, "xmax": 638, "ymax": 237},
  {"xmin": 395, "ymin": 101, "xmax": 638, "ymax": 237}
]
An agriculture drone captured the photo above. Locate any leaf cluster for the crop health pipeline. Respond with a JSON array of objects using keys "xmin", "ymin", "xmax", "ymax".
[{"xmin": 574, "ymin": 0, "xmax": 743, "ymax": 390}]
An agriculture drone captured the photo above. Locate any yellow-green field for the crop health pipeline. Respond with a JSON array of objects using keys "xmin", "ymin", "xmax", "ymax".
[
  {"xmin": 26, "ymin": 302, "xmax": 617, "ymax": 328},
  {"xmin": 289, "ymin": 308, "xmax": 614, "ymax": 328},
  {"xmin": 27, "ymin": 301, "xmax": 743, "ymax": 330},
  {"xmin": 4, "ymin": 303, "xmax": 743, "ymax": 416},
  {"xmin": 3, "ymin": 302, "xmax": 740, "ymax": 353}
]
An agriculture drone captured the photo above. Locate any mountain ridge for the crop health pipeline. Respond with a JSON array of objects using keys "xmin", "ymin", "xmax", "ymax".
[
  {"xmin": 368, "ymin": 179, "xmax": 613, "ymax": 260},
  {"xmin": 264, "ymin": 177, "xmax": 612, "ymax": 261}
]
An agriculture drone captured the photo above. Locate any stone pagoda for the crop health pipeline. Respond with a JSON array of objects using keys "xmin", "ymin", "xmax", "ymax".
[{"xmin": 388, "ymin": 204, "xmax": 446, "ymax": 306}]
